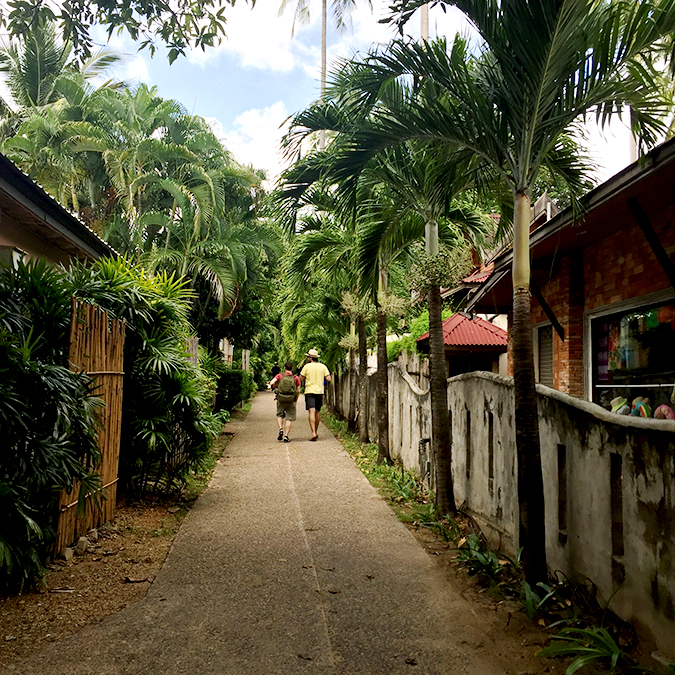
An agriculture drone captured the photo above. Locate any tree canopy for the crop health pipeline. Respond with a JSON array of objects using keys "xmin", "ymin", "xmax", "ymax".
[{"xmin": 1, "ymin": 0, "xmax": 244, "ymax": 63}]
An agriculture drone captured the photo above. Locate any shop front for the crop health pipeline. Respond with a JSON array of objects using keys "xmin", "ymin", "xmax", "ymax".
[{"xmin": 589, "ymin": 293, "xmax": 675, "ymax": 413}]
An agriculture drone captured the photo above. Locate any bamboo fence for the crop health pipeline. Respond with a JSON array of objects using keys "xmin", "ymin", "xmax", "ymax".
[{"xmin": 55, "ymin": 299, "xmax": 126, "ymax": 554}]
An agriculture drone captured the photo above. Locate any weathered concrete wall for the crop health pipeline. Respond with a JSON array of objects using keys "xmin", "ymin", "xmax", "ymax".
[
  {"xmin": 388, "ymin": 363, "xmax": 431, "ymax": 470},
  {"xmin": 328, "ymin": 367, "xmax": 675, "ymax": 657}
]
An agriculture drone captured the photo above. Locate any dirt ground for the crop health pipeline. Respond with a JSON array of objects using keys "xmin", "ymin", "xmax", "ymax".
[{"xmin": 0, "ymin": 499, "xmax": 183, "ymax": 668}]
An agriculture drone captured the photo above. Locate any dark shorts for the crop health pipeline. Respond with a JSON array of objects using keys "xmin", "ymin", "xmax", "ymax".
[{"xmin": 305, "ymin": 393, "xmax": 323, "ymax": 411}]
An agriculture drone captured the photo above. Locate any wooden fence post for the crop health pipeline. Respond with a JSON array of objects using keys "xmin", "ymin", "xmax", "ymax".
[{"xmin": 55, "ymin": 299, "xmax": 126, "ymax": 554}]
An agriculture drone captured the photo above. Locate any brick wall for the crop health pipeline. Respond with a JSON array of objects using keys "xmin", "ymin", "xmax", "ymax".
[
  {"xmin": 523, "ymin": 210, "xmax": 674, "ymax": 399},
  {"xmin": 584, "ymin": 212, "xmax": 674, "ymax": 311}
]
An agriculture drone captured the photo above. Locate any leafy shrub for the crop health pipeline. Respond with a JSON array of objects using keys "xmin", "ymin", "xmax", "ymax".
[
  {"xmin": 0, "ymin": 261, "xmax": 100, "ymax": 591},
  {"xmin": 0, "ymin": 257, "xmax": 230, "ymax": 587},
  {"xmin": 387, "ymin": 308, "xmax": 455, "ymax": 362},
  {"xmin": 457, "ymin": 533, "xmax": 511, "ymax": 583},
  {"xmin": 538, "ymin": 627, "xmax": 626, "ymax": 674},
  {"xmin": 66, "ymin": 258, "xmax": 225, "ymax": 495},
  {"xmin": 215, "ymin": 364, "xmax": 255, "ymax": 411}
]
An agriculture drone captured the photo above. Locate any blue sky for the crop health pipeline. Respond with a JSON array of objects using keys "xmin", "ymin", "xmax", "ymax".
[{"xmin": 98, "ymin": 1, "xmax": 475, "ymax": 181}]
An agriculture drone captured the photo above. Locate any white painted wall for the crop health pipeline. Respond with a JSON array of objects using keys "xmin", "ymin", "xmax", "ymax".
[{"xmin": 329, "ymin": 366, "xmax": 675, "ymax": 658}]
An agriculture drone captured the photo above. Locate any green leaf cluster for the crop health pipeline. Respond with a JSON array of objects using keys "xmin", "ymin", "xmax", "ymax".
[{"xmin": 0, "ymin": 260, "xmax": 101, "ymax": 591}]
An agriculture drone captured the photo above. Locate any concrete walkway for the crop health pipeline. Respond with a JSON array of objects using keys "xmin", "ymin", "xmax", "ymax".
[{"xmin": 7, "ymin": 392, "xmax": 514, "ymax": 675}]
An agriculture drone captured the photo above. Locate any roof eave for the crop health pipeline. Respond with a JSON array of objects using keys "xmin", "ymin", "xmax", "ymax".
[
  {"xmin": 0, "ymin": 154, "xmax": 115, "ymax": 260},
  {"xmin": 467, "ymin": 136, "xmax": 675, "ymax": 311}
]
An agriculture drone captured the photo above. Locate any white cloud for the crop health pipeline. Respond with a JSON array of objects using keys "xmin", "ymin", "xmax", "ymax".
[
  {"xmin": 183, "ymin": 0, "xmax": 471, "ymax": 74},
  {"xmin": 125, "ymin": 55, "xmax": 150, "ymax": 83},
  {"xmin": 186, "ymin": 1, "xmax": 309, "ymax": 71},
  {"xmin": 207, "ymin": 101, "xmax": 292, "ymax": 183},
  {"xmin": 585, "ymin": 114, "xmax": 635, "ymax": 184}
]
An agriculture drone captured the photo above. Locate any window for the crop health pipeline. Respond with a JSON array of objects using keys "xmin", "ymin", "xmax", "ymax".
[
  {"xmin": 592, "ymin": 300, "xmax": 675, "ymax": 410},
  {"xmin": 538, "ymin": 325, "xmax": 554, "ymax": 387}
]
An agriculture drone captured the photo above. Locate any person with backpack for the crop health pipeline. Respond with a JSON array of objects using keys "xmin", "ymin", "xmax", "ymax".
[{"xmin": 268, "ymin": 361, "xmax": 301, "ymax": 443}]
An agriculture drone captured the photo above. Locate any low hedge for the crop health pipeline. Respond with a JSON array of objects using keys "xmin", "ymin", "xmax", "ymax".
[{"xmin": 215, "ymin": 366, "xmax": 255, "ymax": 411}]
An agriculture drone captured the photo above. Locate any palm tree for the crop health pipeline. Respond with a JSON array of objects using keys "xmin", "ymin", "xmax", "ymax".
[
  {"xmin": 278, "ymin": 183, "xmax": 366, "ymax": 430},
  {"xmin": 0, "ymin": 12, "xmax": 122, "ymax": 136},
  {"xmin": 279, "ymin": 0, "xmax": 371, "ymax": 149},
  {"xmin": 281, "ymin": 83, "xmax": 488, "ymax": 503},
  {"xmin": 282, "ymin": 0, "xmax": 675, "ymax": 581},
  {"xmin": 357, "ymin": 142, "xmax": 486, "ymax": 508}
]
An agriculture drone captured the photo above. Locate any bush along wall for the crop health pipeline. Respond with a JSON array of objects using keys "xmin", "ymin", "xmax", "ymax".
[
  {"xmin": 215, "ymin": 364, "xmax": 255, "ymax": 412},
  {"xmin": 66, "ymin": 258, "xmax": 225, "ymax": 496}
]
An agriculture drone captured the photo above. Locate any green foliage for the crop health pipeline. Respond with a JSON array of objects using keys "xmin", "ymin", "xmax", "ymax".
[
  {"xmin": 411, "ymin": 504, "xmax": 460, "ymax": 542},
  {"xmin": 66, "ymin": 257, "xmax": 224, "ymax": 496},
  {"xmin": 0, "ymin": 38, "xmax": 277, "ymax": 362},
  {"xmin": 386, "ymin": 307, "xmax": 454, "ymax": 362},
  {"xmin": 457, "ymin": 533, "xmax": 511, "ymax": 583},
  {"xmin": 0, "ymin": 261, "xmax": 101, "ymax": 591},
  {"xmin": 215, "ymin": 364, "xmax": 255, "ymax": 412},
  {"xmin": 538, "ymin": 627, "xmax": 627, "ymax": 675},
  {"xmin": 523, "ymin": 581, "xmax": 573, "ymax": 622},
  {"xmin": 406, "ymin": 242, "xmax": 474, "ymax": 293}
]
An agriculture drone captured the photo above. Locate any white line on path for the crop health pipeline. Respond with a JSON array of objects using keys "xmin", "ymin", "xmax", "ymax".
[{"xmin": 284, "ymin": 445, "xmax": 337, "ymax": 672}]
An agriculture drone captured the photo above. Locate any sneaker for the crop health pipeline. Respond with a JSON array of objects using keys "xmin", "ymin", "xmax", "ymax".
[
  {"xmin": 283, "ymin": 435, "xmax": 290, "ymax": 443},
  {"xmin": 277, "ymin": 429, "xmax": 284, "ymax": 441}
]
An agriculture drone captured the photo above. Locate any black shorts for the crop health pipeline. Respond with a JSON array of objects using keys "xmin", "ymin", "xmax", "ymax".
[{"xmin": 305, "ymin": 393, "xmax": 323, "ymax": 411}]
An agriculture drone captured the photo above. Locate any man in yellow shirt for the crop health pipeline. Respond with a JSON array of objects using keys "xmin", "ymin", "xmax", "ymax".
[{"xmin": 300, "ymin": 348, "xmax": 331, "ymax": 441}]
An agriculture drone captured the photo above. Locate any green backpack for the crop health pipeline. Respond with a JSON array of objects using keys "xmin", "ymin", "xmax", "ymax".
[{"xmin": 276, "ymin": 373, "xmax": 296, "ymax": 402}]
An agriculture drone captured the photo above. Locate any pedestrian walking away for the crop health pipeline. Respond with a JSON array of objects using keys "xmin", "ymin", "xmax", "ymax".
[
  {"xmin": 268, "ymin": 361, "xmax": 301, "ymax": 442},
  {"xmin": 270, "ymin": 362, "xmax": 280, "ymax": 379},
  {"xmin": 300, "ymin": 348, "xmax": 331, "ymax": 441}
]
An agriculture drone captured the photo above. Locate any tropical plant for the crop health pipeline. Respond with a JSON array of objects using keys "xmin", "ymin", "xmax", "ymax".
[
  {"xmin": 0, "ymin": 12, "xmax": 122, "ymax": 138},
  {"xmin": 66, "ymin": 257, "xmax": 225, "ymax": 495},
  {"xmin": 281, "ymin": 0, "xmax": 675, "ymax": 581},
  {"xmin": 0, "ymin": 260, "xmax": 101, "ymax": 591},
  {"xmin": 538, "ymin": 627, "xmax": 627, "ymax": 675},
  {"xmin": 356, "ymin": 142, "xmax": 485, "ymax": 496},
  {"xmin": 273, "ymin": 182, "xmax": 365, "ymax": 427},
  {"xmin": 457, "ymin": 533, "xmax": 512, "ymax": 584}
]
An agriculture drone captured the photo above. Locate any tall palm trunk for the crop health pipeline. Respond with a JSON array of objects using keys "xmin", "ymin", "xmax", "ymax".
[
  {"xmin": 512, "ymin": 192, "xmax": 547, "ymax": 583},
  {"xmin": 358, "ymin": 316, "xmax": 369, "ymax": 443},
  {"xmin": 375, "ymin": 267, "xmax": 390, "ymax": 464},
  {"xmin": 318, "ymin": 0, "xmax": 327, "ymax": 151},
  {"xmin": 425, "ymin": 217, "xmax": 455, "ymax": 514},
  {"xmin": 375, "ymin": 304, "xmax": 390, "ymax": 464},
  {"xmin": 427, "ymin": 283, "xmax": 455, "ymax": 515},
  {"xmin": 348, "ymin": 322, "xmax": 357, "ymax": 431}
]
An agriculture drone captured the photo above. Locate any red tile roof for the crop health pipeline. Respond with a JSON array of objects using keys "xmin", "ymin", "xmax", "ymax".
[
  {"xmin": 462, "ymin": 261, "xmax": 494, "ymax": 284},
  {"xmin": 417, "ymin": 313, "xmax": 508, "ymax": 347}
]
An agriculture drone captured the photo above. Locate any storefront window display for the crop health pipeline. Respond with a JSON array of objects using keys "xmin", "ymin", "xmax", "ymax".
[{"xmin": 593, "ymin": 301, "xmax": 675, "ymax": 414}]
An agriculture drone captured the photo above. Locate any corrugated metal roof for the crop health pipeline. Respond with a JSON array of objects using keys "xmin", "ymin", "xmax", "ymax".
[
  {"xmin": 417, "ymin": 313, "xmax": 508, "ymax": 347},
  {"xmin": 462, "ymin": 262, "xmax": 494, "ymax": 284},
  {"xmin": 0, "ymin": 153, "xmax": 117, "ymax": 260}
]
